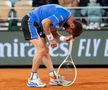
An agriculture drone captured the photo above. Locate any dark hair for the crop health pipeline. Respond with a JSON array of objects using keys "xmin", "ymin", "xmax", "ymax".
[
  {"xmin": 72, "ymin": 20, "xmax": 83, "ymax": 38},
  {"xmin": 63, "ymin": 20, "xmax": 83, "ymax": 38}
]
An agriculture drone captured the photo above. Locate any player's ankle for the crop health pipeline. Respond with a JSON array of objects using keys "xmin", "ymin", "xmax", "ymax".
[
  {"xmin": 49, "ymin": 70, "xmax": 57, "ymax": 79},
  {"xmin": 29, "ymin": 72, "xmax": 38, "ymax": 80}
]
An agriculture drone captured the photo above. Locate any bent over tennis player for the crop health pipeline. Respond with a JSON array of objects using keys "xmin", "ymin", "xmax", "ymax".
[{"xmin": 21, "ymin": 4, "xmax": 83, "ymax": 87}]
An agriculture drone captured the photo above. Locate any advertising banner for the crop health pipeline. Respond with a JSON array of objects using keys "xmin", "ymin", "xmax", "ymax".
[{"xmin": 0, "ymin": 31, "xmax": 108, "ymax": 65}]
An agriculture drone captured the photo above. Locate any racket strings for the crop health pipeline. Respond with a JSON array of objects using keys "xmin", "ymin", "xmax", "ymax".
[{"xmin": 58, "ymin": 62, "xmax": 75, "ymax": 82}]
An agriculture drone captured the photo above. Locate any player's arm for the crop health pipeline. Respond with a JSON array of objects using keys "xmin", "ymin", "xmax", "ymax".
[
  {"xmin": 42, "ymin": 18, "xmax": 52, "ymax": 36},
  {"xmin": 52, "ymin": 30, "xmax": 73, "ymax": 42},
  {"xmin": 41, "ymin": 18, "xmax": 64, "ymax": 41},
  {"xmin": 42, "ymin": 18, "xmax": 57, "ymax": 48}
]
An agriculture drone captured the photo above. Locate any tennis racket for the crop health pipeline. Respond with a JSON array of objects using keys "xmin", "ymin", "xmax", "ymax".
[{"xmin": 57, "ymin": 40, "xmax": 77, "ymax": 86}]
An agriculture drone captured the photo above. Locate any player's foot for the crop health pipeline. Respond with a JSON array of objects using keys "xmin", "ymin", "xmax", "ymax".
[
  {"xmin": 49, "ymin": 75, "xmax": 71, "ymax": 86},
  {"xmin": 49, "ymin": 77, "xmax": 58, "ymax": 85},
  {"xmin": 58, "ymin": 75, "xmax": 71, "ymax": 85},
  {"xmin": 27, "ymin": 77, "xmax": 47, "ymax": 87},
  {"xmin": 49, "ymin": 70, "xmax": 58, "ymax": 85}
]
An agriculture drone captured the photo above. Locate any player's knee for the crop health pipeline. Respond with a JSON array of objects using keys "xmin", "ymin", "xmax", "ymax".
[
  {"xmin": 38, "ymin": 47, "xmax": 47, "ymax": 55},
  {"xmin": 45, "ymin": 47, "xmax": 49, "ymax": 53}
]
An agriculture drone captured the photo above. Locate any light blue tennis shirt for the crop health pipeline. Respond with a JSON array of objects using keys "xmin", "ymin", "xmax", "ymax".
[{"xmin": 27, "ymin": 4, "xmax": 71, "ymax": 38}]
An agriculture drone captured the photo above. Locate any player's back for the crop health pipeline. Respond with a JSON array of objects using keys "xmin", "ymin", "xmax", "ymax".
[{"xmin": 27, "ymin": 4, "xmax": 70, "ymax": 24}]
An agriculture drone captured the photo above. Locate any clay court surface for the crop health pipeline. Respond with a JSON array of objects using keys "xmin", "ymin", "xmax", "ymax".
[{"xmin": 0, "ymin": 68, "xmax": 108, "ymax": 90}]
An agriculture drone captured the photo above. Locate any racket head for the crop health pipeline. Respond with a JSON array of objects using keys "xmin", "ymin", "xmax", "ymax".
[{"xmin": 57, "ymin": 61, "xmax": 77, "ymax": 86}]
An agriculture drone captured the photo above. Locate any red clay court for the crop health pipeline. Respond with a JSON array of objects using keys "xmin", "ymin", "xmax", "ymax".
[{"xmin": 0, "ymin": 68, "xmax": 108, "ymax": 90}]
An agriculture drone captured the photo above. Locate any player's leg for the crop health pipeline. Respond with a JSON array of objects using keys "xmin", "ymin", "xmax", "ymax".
[
  {"xmin": 41, "ymin": 38, "xmax": 54, "ymax": 72},
  {"xmin": 27, "ymin": 37, "xmax": 47, "ymax": 87},
  {"xmin": 30, "ymin": 37, "xmax": 46, "ymax": 72},
  {"xmin": 40, "ymin": 38, "xmax": 59, "ymax": 85},
  {"xmin": 21, "ymin": 15, "xmax": 47, "ymax": 87}
]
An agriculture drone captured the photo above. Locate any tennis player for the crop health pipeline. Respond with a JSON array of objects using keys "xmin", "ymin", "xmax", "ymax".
[{"xmin": 21, "ymin": 4, "xmax": 83, "ymax": 87}]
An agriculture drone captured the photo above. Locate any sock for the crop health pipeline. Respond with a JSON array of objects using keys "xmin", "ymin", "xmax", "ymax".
[
  {"xmin": 49, "ymin": 70, "xmax": 57, "ymax": 79},
  {"xmin": 30, "ymin": 72, "xmax": 38, "ymax": 79}
]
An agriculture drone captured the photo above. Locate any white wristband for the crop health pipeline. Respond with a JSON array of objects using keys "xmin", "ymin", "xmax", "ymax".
[
  {"xmin": 46, "ymin": 33, "xmax": 54, "ymax": 41},
  {"xmin": 59, "ymin": 36, "xmax": 65, "ymax": 41}
]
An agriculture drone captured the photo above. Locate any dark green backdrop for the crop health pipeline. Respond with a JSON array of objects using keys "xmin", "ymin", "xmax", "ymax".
[{"xmin": 0, "ymin": 30, "xmax": 108, "ymax": 65}]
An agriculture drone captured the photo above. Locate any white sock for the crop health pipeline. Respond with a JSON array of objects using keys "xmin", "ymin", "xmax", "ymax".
[{"xmin": 30, "ymin": 72, "xmax": 38, "ymax": 79}]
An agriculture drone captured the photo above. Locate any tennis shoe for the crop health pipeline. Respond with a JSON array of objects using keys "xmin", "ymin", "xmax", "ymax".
[
  {"xmin": 49, "ymin": 75, "xmax": 71, "ymax": 86},
  {"xmin": 59, "ymin": 79, "xmax": 71, "ymax": 85},
  {"xmin": 58, "ymin": 75, "xmax": 71, "ymax": 85},
  {"xmin": 49, "ymin": 78, "xmax": 58, "ymax": 85},
  {"xmin": 27, "ymin": 77, "xmax": 47, "ymax": 87}
]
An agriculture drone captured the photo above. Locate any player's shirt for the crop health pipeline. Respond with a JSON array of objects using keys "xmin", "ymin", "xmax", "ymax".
[
  {"xmin": 27, "ymin": 4, "xmax": 71, "ymax": 29},
  {"xmin": 26, "ymin": 4, "xmax": 71, "ymax": 39}
]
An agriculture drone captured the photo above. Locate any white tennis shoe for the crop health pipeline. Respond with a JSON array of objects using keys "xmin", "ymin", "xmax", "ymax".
[
  {"xmin": 49, "ymin": 75, "xmax": 71, "ymax": 86},
  {"xmin": 49, "ymin": 78, "xmax": 58, "ymax": 85},
  {"xmin": 27, "ymin": 77, "xmax": 47, "ymax": 87}
]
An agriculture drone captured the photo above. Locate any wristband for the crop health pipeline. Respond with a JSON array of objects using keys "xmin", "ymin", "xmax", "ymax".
[
  {"xmin": 59, "ymin": 36, "xmax": 65, "ymax": 41},
  {"xmin": 46, "ymin": 33, "xmax": 54, "ymax": 41}
]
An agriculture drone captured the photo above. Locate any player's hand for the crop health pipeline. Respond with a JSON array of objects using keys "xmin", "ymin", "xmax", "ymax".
[
  {"xmin": 49, "ymin": 39, "xmax": 57, "ymax": 48},
  {"xmin": 64, "ymin": 36, "xmax": 74, "ymax": 42}
]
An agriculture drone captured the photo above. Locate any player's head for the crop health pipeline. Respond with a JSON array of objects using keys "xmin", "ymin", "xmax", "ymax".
[{"xmin": 63, "ymin": 17, "xmax": 83, "ymax": 38}]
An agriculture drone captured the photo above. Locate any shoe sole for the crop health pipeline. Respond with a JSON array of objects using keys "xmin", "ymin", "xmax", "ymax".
[
  {"xmin": 27, "ymin": 83, "xmax": 47, "ymax": 87},
  {"xmin": 49, "ymin": 82, "xmax": 60, "ymax": 86}
]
